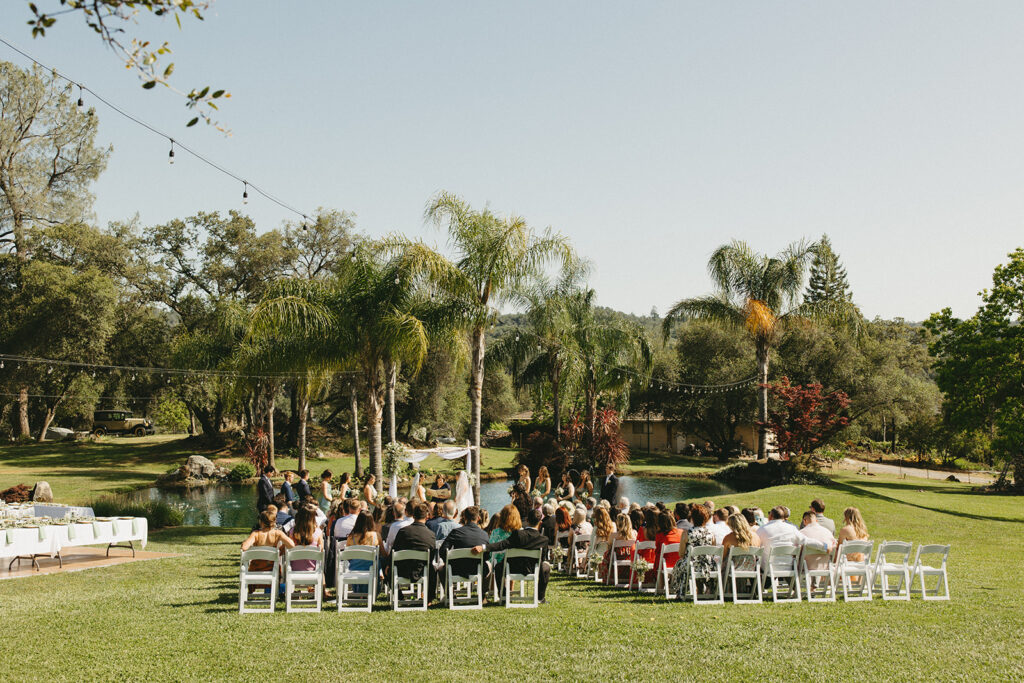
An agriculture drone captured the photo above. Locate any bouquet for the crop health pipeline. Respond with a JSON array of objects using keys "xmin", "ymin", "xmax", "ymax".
[
  {"xmin": 554, "ymin": 487, "xmax": 565, "ymax": 498},
  {"xmin": 631, "ymin": 555, "xmax": 653, "ymax": 576},
  {"xmin": 549, "ymin": 544, "xmax": 566, "ymax": 564},
  {"xmin": 506, "ymin": 486, "xmax": 515, "ymax": 496},
  {"xmin": 587, "ymin": 552, "xmax": 603, "ymax": 573},
  {"xmin": 530, "ymin": 488, "xmax": 542, "ymax": 499}
]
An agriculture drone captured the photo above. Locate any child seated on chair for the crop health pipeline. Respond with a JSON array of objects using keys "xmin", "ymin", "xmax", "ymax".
[{"xmin": 241, "ymin": 510, "xmax": 295, "ymax": 593}]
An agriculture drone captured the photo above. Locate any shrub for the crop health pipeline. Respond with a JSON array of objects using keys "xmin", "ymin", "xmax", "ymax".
[
  {"xmin": 488, "ymin": 421, "xmax": 509, "ymax": 433},
  {"xmin": 514, "ymin": 431, "xmax": 568, "ymax": 482},
  {"xmin": 152, "ymin": 395, "xmax": 190, "ymax": 433},
  {"xmin": 90, "ymin": 497, "xmax": 185, "ymax": 529},
  {"xmin": 227, "ymin": 463, "xmax": 256, "ymax": 482},
  {"xmin": 1, "ymin": 484, "xmax": 31, "ymax": 503},
  {"xmin": 713, "ymin": 459, "xmax": 832, "ymax": 492}
]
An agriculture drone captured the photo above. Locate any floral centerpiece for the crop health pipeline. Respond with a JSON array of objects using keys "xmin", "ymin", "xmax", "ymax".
[
  {"xmin": 549, "ymin": 543, "xmax": 566, "ymax": 564},
  {"xmin": 587, "ymin": 552, "xmax": 603, "ymax": 573}
]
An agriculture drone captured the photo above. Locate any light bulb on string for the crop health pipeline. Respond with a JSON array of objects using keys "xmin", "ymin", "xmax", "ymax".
[
  {"xmin": 168, "ymin": 139, "xmax": 175, "ymax": 165},
  {"xmin": 76, "ymin": 84, "xmax": 83, "ymax": 108},
  {"xmin": 47, "ymin": 365, "xmax": 53, "ymax": 374},
  {"xmin": 301, "ymin": 215, "xmax": 308, "ymax": 231},
  {"xmin": 242, "ymin": 182, "xmax": 249, "ymax": 205},
  {"xmin": 0, "ymin": 360, "xmax": 4, "ymax": 369}
]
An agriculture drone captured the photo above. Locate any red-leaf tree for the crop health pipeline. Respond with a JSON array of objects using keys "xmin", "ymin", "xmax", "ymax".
[
  {"xmin": 760, "ymin": 378, "xmax": 850, "ymax": 462},
  {"xmin": 590, "ymin": 408, "xmax": 630, "ymax": 471}
]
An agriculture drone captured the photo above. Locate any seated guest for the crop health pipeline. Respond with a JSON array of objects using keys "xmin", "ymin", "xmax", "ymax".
[
  {"xmin": 343, "ymin": 510, "xmax": 380, "ymax": 595},
  {"xmin": 808, "ymin": 499, "xmax": 836, "ymax": 534},
  {"xmin": 751, "ymin": 507, "xmax": 767, "ymax": 527},
  {"xmin": 380, "ymin": 504, "xmax": 397, "ymax": 544},
  {"xmin": 390, "ymin": 503, "xmax": 437, "ymax": 595},
  {"xmin": 756, "ymin": 507, "xmax": 829, "ymax": 560},
  {"xmin": 799, "ymin": 510, "xmax": 836, "ymax": 570},
  {"xmin": 333, "ymin": 498, "xmax": 362, "ymax": 540},
  {"xmin": 654, "ymin": 511, "xmax": 682, "ymax": 570},
  {"xmin": 472, "ymin": 509, "xmax": 552, "ymax": 603},
  {"xmin": 383, "ymin": 501, "xmax": 412, "ymax": 554},
  {"xmin": 615, "ymin": 497, "xmax": 630, "ymax": 516},
  {"xmin": 440, "ymin": 505, "xmax": 490, "ymax": 582},
  {"xmin": 554, "ymin": 506, "xmax": 572, "ymax": 547},
  {"xmin": 425, "ymin": 503, "xmax": 444, "ymax": 535},
  {"xmin": 709, "ymin": 508, "xmax": 732, "ymax": 545},
  {"xmin": 273, "ymin": 494, "xmax": 293, "ymax": 528},
  {"xmin": 669, "ymin": 502, "xmax": 716, "ymax": 598},
  {"xmin": 604, "ymin": 513, "xmax": 636, "ymax": 585},
  {"xmin": 584, "ymin": 497, "xmax": 596, "ymax": 520},
  {"xmin": 434, "ymin": 500, "xmax": 461, "ymax": 541},
  {"xmin": 741, "ymin": 507, "xmax": 760, "ymax": 532},
  {"xmin": 533, "ymin": 496, "xmax": 545, "ymax": 515},
  {"xmin": 629, "ymin": 509, "xmax": 646, "ymax": 538},
  {"xmin": 478, "ymin": 507, "xmax": 490, "ymax": 531},
  {"xmin": 722, "ymin": 512, "xmax": 761, "ymax": 563},
  {"xmin": 636, "ymin": 507, "xmax": 659, "ymax": 567},
  {"xmin": 588, "ymin": 507, "xmax": 616, "ymax": 580},
  {"xmin": 540, "ymin": 502, "xmax": 558, "ymax": 544},
  {"xmin": 241, "ymin": 510, "xmax": 295, "ymax": 574},
  {"xmin": 674, "ymin": 502, "xmax": 692, "ymax": 531},
  {"xmin": 510, "ymin": 484, "xmax": 531, "ymax": 522},
  {"xmin": 703, "ymin": 500, "xmax": 716, "ymax": 513},
  {"xmin": 288, "ymin": 505, "xmax": 324, "ymax": 573},
  {"xmin": 280, "ymin": 471, "xmax": 298, "ymax": 507},
  {"xmin": 571, "ymin": 507, "xmax": 593, "ymax": 539},
  {"xmin": 488, "ymin": 504, "xmax": 522, "ymax": 569},
  {"xmin": 835, "ymin": 506, "xmax": 870, "ymax": 561}
]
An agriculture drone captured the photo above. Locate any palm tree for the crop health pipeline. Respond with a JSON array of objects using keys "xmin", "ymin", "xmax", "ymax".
[
  {"xmin": 489, "ymin": 265, "xmax": 588, "ymax": 440},
  {"xmin": 662, "ymin": 240, "xmax": 857, "ymax": 459},
  {"xmin": 564, "ymin": 288, "xmax": 653, "ymax": 440},
  {"xmin": 250, "ymin": 241, "xmax": 452, "ymax": 484},
  {"xmin": 425, "ymin": 192, "xmax": 574, "ymax": 503}
]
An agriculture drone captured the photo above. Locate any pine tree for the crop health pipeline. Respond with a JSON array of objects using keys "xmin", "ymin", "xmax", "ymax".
[{"xmin": 805, "ymin": 234, "xmax": 852, "ymax": 304}]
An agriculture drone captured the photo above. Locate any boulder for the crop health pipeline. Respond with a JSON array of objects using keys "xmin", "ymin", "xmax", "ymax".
[
  {"xmin": 31, "ymin": 481, "xmax": 54, "ymax": 503},
  {"xmin": 213, "ymin": 466, "xmax": 231, "ymax": 479},
  {"xmin": 183, "ymin": 455, "xmax": 217, "ymax": 478},
  {"xmin": 411, "ymin": 427, "xmax": 428, "ymax": 443}
]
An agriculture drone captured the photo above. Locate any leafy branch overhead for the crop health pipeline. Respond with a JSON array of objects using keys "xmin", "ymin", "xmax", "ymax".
[{"xmin": 26, "ymin": 1, "xmax": 229, "ymax": 131}]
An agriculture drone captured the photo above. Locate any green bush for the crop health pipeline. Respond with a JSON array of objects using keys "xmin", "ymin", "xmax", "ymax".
[
  {"xmin": 90, "ymin": 497, "xmax": 184, "ymax": 529},
  {"xmin": 152, "ymin": 394, "xmax": 190, "ymax": 433},
  {"xmin": 712, "ymin": 459, "xmax": 831, "ymax": 492},
  {"xmin": 488, "ymin": 421, "xmax": 509, "ymax": 433},
  {"xmin": 227, "ymin": 463, "xmax": 256, "ymax": 482}
]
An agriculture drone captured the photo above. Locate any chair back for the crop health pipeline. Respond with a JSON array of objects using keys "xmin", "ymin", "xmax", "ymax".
[
  {"xmin": 555, "ymin": 529, "xmax": 571, "ymax": 546},
  {"xmin": 339, "ymin": 545, "xmax": 377, "ymax": 567},
  {"xmin": 392, "ymin": 549, "xmax": 430, "ymax": 564},
  {"xmin": 914, "ymin": 544, "xmax": 950, "ymax": 569},
  {"xmin": 875, "ymin": 540, "xmax": 912, "ymax": 566},
  {"xmin": 658, "ymin": 542, "xmax": 680, "ymax": 567},
  {"xmin": 285, "ymin": 545, "xmax": 324, "ymax": 571},
  {"xmin": 766, "ymin": 543, "xmax": 799, "ymax": 571},
  {"xmin": 504, "ymin": 548, "xmax": 542, "ymax": 576},
  {"xmin": 612, "ymin": 538, "xmax": 635, "ymax": 559},
  {"xmin": 726, "ymin": 546, "xmax": 762, "ymax": 565},
  {"xmin": 635, "ymin": 540, "xmax": 655, "ymax": 553},
  {"xmin": 572, "ymin": 535, "xmax": 590, "ymax": 551},
  {"xmin": 690, "ymin": 545, "xmax": 723, "ymax": 561},
  {"xmin": 837, "ymin": 540, "xmax": 873, "ymax": 566},
  {"xmin": 446, "ymin": 547, "xmax": 484, "ymax": 577},
  {"xmin": 241, "ymin": 547, "xmax": 278, "ymax": 573}
]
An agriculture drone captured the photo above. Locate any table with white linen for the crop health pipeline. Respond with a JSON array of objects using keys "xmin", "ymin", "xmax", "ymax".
[{"xmin": 1, "ymin": 517, "xmax": 149, "ymax": 567}]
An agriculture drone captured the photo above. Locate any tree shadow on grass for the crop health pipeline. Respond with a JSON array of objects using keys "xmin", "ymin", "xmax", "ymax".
[{"xmin": 828, "ymin": 479, "xmax": 1024, "ymax": 524}]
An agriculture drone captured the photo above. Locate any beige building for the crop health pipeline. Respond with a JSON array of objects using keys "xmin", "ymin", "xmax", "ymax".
[{"xmin": 620, "ymin": 414, "xmax": 764, "ymax": 455}]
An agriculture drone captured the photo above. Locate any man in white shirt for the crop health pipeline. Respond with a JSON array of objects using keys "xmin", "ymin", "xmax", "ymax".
[
  {"xmin": 709, "ymin": 508, "xmax": 731, "ymax": 544},
  {"xmin": 384, "ymin": 501, "xmax": 413, "ymax": 554},
  {"xmin": 332, "ymin": 498, "xmax": 361, "ymax": 539},
  {"xmin": 798, "ymin": 510, "xmax": 837, "ymax": 571},
  {"xmin": 756, "ymin": 507, "xmax": 829, "ymax": 561}
]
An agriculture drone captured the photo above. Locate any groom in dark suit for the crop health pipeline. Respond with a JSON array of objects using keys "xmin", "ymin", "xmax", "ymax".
[
  {"xmin": 256, "ymin": 465, "xmax": 276, "ymax": 513},
  {"xmin": 599, "ymin": 463, "xmax": 619, "ymax": 506}
]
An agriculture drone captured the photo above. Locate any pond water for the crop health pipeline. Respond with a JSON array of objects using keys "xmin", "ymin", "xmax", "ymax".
[{"xmin": 132, "ymin": 476, "xmax": 733, "ymax": 528}]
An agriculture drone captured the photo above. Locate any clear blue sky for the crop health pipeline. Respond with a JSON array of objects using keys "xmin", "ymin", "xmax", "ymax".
[{"xmin": 4, "ymin": 1, "xmax": 1024, "ymax": 320}]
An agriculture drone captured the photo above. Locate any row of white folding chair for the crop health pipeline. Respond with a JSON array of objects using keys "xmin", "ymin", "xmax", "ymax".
[{"xmin": 835, "ymin": 540, "xmax": 950, "ymax": 601}]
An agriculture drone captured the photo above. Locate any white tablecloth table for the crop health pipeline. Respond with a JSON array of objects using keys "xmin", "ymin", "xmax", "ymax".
[
  {"xmin": 1, "ymin": 518, "xmax": 149, "ymax": 567},
  {"xmin": 31, "ymin": 504, "xmax": 96, "ymax": 519}
]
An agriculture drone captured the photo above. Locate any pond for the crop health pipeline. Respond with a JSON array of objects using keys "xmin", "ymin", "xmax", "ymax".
[{"xmin": 131, "ymin": 476, "xmax": 733, "ymax": 528}]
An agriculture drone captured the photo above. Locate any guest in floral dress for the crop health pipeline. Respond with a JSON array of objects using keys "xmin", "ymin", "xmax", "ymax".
[{"xmin": 670, "ymin": 504, "xmax": 716, "ymax": 598}]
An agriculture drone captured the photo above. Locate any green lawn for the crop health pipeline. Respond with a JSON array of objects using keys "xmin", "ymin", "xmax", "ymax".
[
  {"xmin": 1, "ymin": 471, "xmax": 1020, "ymax": 680},
  {"xmin": 0, "ymin": 436, "xmax": 519, "ymax": 505},
  {"xmin": 621, "ymin": 449, "xmax": 722, "ymax": 476}
]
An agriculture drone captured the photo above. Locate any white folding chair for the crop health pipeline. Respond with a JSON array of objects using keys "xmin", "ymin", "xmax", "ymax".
[
  {"xmin": 337, "ymin": 545, "xmax": 377, "ymax": 612},
  {"xmin": 872, "ymin": 541, "xmax": 912, "ymax": 600},
  {"xmin": 654, "ymin": 542, "xmax": 680, "ymax": 599},
  {"xmin": 628, "ymin": 541, "xmax": 657, "ymax": 592},
  {"xmin": 724, "ymin": 546, "xmax": 763, "ymax": 604},
  {"xmin": 799, "ymin": 544, "xmax": 835, "ymax": 602},
  {"xmin": 610, "ymin": 539, "xmax": 636, "ymax": 588},
  {"xmin": 570, "ymin": 534, "xmax": 591, "ymax": 579},
  {"xmin": 553, "ymin": 530, "xmax": 571, "ymax": 572},
  {"xmin": 835, "ymin": 540, "xmax": 874, "ymax": 601},
  {"xmin": 911, "ymin": 544, "xmax": 950, "ymax": 601},
  {"xmin": 283, "ymin": 546, "xmax": 324, "ymax": 613},
  {"xmin": 391, "ymin": 549, "xmax": 430, "ymax": 611},
  {"xmin": 239, "ymin": 548, "xmax": 280, "ymax": 613},
  {"xmin": 502, "ymin": 548, "xmax": 543, "ymax": 608},
  {"xmin": 684, "ymin": 546, "xmax": 724, "ymax": 604},
  {"xmin": 445, "ymin": 548, "xmax": 485, "ymax": 610},
  {"xmin": 763, "ymin": 543, "xmax": 802, "ymax": 602}
]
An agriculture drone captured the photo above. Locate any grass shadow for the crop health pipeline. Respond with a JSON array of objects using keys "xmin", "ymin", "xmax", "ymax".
[{"xmin": 828, "ymin": 479, "xmax": 1024, "ymax": 524}]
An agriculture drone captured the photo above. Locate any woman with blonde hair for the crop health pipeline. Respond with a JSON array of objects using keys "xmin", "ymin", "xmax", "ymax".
[
  {"xmin": 722, "ymin": 512, "xmax": 761, "ymax": 571},
  {"xmin": 534, "ymin": 465, "xmax": 552, "ymax": 497},
  {"xmin": 587, "ymin": 506, "xmax": 616, "ymax": 580},
  {"xmin": 836, "ymin": 506, "xmax": 869, "ymax": 561},
  {"xmin": 600, "ymin": 512, "xmax": 635, "ymax": 584}
]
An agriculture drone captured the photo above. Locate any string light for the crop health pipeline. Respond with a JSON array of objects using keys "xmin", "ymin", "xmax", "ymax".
[
  {"xmin": 242, "ymin": 182, "xmax": 249, "ymax": 205},
  {"xmin": 0, "ymin": 37, "xmax": 312, "ymax": 225},
  {"xmin": 168, "ymin": 139, "xmax": 175, "ymax": 165}
]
